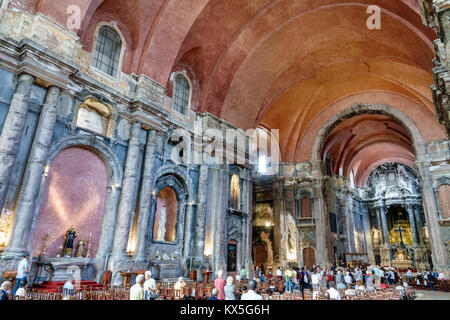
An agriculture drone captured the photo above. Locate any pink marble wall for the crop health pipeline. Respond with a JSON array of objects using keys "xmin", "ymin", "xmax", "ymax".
[{"xmin": 31, "ymin": 147, "xmax": 109, "ymax": 258}]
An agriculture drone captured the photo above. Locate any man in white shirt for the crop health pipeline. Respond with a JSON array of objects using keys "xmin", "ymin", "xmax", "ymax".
[
  {"xmin": 327, "ymin": 282, "xmax": 340, "ymax": 300},
  {"xmin": 143, "ymin": 271, "xmax": 157, "ymax": 300},
  {"xmin": 241, "ymin": 280, "xmax": 263, "ymax": 300},
  {"xmin": 344, "ymin": 272, "xmax": 353, "ymax": 286},
  {"xmin": 13, "ymin": 254, "xmax": 29, "ymax": 296},
  {"xmin": 276, "ymin": 267, "xmax": 283, "ymax": 280},
  {"xmin": 130, "ymin": 274, "xmax": 145, "ymax": 300}
]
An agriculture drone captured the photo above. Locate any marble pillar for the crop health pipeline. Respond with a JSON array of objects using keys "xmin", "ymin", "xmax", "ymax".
[
  {"xmin": 313, "ymin": 178, "xmax": 332, "ymax": 267},
  {"xmin": 362, "ymin": 204, "xmax": 375, "ymax": 264},
  {"xmin": 134, "ymin": 129, "xmax": 157, "ymax": 262},
  {"xmin": 413, "ymin": 205, "xmax": 424, "ymax": 244},
  {"xmin": 193, "ymin": 164, "xmax": 208, "ymax": 264},
  {"xmin": 3, "ymin": 86, "xmax": 60, "ymax": 257},
  {"xmin": 0, "ymin": 74, "xmax": 34, "ymax": 213},
  {"xmin": 379, "ymin": 206, "xmax": 391, "ymax": 246},
  {"xmin": 110, "ymin": 121, "xmax": 142, "ymax": 258},
  {"xmin": 406, "ymin": 203, "xmax": 418, "ymax": 245},
  {"xmin": 417, "ymin": 162, "xmax": 449, "ymax": 270}
]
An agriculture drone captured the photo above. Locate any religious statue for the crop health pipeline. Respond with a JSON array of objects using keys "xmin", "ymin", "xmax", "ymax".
[
  {"xmin": 422, "ymin": 226, "xmax": 430, "ymax": 243},
  {"xmin": 372, "ymin": 227, "xmax": 381, "ymax": 246},
  {"xmin": 76, "ymin": 239, "xmax": 86, "ymax": 258},
  {"xmin": 156, "ymin": 205, "xmax": 167, "ymax": 241},
  {"xmin": 39, "ymin": 231, "xmax": 50, "ymax": 258},
  {"xmin": 61, "ymin": 225, "xmax": 78, "ymax": 257},
  {"xmin": 260, "ymin": 231, "xmax": 274, "ymax": 266},
  {"xmin": 230, "ymin": 174, "xmax": 240, "ymax": 210},
  {"xmin": 85, "ymin": 233, "xmax": 92, "ymax": 258}
]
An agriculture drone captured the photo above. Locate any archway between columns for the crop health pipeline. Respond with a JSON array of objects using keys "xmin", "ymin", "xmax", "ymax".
[{"xmin": 309, "ymin": 103, "xmax": 426, "ymax": 165}]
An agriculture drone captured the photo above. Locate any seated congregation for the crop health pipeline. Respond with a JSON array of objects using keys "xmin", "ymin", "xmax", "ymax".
[{"xmin": 4, "ymin": 264, "xmax": 447, "ymax": 300}]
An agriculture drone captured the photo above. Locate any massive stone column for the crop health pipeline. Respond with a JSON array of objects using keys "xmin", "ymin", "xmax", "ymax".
[
  {"xmin": 193, "ymin": 164, "xmax": 209, "ymax": 266},
  {"xmin": 406, "ymin": 203, "xmax": 418, "ymax": 245},
  {"xmin": 413, "ymin": 205, "xmax": 424, "ymax": 244},
  {"xmin": 379, "ymin": 205, "xmax": 390, "ymax": 246},
  {"xmin": 3, "ymin": 86, "xmax": 60, "ymax": 257},
  {"xmin": 417, "ymin": 162, "xmax": 449, "ymax": 271},
  {"xmin": 110, "ymin": 121, "xmax": 142, "ymax": 258},
  {"xmin": 313, "ymin": 177, "xmax": 332, "ymax": 267},
  {"xmin": 0, "ymin": 73, "xmax": 34, "ymax": 213},
  {"xmin": 361, "ymin": 203, "xmax": 375, "ymax": 264},
  {"xmin": 134, "ymin": 129, "xmax": 157, "ymax": 262},
  {"xmin": 272, "ymin": 179, "xmax": 283, "ymax": 265}
]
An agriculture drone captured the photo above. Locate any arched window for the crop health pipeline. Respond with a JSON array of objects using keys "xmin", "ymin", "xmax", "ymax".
[
  {"xmin": 93, "ymin": 26, "xmax": 122, "ymax": 77},
  {"xmin": 76, "ymin": 97, "xmax": 113, "ymax": 137},
  {"xmin": 230, "ymin": 174, "xmax": 240, "ymax": 210},
  {"xmin": 438, "ymin": 185, "xmax": 450, "ymax": 219},
  {"xmin": 173, "ymin": 74, "xmax": 190, "ymax": 115}
]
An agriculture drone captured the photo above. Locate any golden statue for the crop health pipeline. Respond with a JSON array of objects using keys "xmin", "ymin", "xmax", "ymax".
[
  {"xmin": 61, "ymin": 225, "xmax": 78, "ymax": 257},
  {"xmin": 76, "ymin": 239, "xmax": 86, "ymax": 258}
]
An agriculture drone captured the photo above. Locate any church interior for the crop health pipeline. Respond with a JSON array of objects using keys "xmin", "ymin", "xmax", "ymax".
[{"xmin": 0, "ymin": 0, "xmax": 449, "ymax": 294}]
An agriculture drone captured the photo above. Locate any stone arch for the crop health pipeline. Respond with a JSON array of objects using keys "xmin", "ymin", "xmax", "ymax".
[
  {"xmin": 149, "ymin": 164, "xmax": 196, "ymax": 259},
  {"xmin": 42, "ymin": 135, "xmax": 123, "ymax": 258},
  {"xmin": 48, "ymin": 135, "xmax": 123, "ymax": 186},
  {"xmin": 152, "ymin": 164, "xmax": 195, "ymax": 202},
  {"xmin": 309, "ymin": 103, "xmax": 426, "ymax": 166}
]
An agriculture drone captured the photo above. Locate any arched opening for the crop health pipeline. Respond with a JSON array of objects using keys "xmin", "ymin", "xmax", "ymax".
[
  {"xmin": 31, "ymin": 147, "xmax": 109, "ymax": 258},
  {"xmin": 153, "ymin": 187, "xmax": 178, "ymax": 243},
  {"xmin": 253, "ymin": 243, "xmax": 267, "ymax": 272},
  {"xmin": 230, "ymin": 174, "xmax": 240, "ymax": 210},
  {"xmin": 438, "ymin": 185, "xmax": 450, "ymax": 220},
  {"xmin": 302, "ymin": 247, "xmax": 316, "ymax": 269}
]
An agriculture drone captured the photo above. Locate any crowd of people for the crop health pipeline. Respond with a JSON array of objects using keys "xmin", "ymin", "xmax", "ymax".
[{"xmin": 1, "ymin": 253, "xmax": 447, "ymax": 300}]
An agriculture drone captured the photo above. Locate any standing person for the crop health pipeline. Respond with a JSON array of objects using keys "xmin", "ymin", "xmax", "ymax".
[
  {"xmin": 407, "ymin": 268, "xmax": 413, "ymax": 282},
  {"xmin": 284, "ymin": 267, "xmax": 293, "ymax": 293},
  {"xmin": 130, "ymin": 274, "xmax": 145, "ymax": 300},
  {"xmin": 344, "ymin": 272, "xmax": 353, "ymax": 287},
  {"xmin": 214, "ymin": 270, "xmax": 226, "ymax": 300},
  {"xmin": 13, "ymin": 254, "xmax": 29, "ymax": 296},
  {"xmin": 276, "ymin": 266, "xmax": 283, "ymax": 280},
  {"xmin": 0, "ymin": 281, "xmax": 12, "ymax": 300},
  {"xmin": 240, "ymin": 267, "xmax": 247, "ymax": 280},
  {"xmin": 291, "ymin": 268, "xmax": 298, "ymax": 291},
  {"xmin": 224, "ymin": 276, "xmax": 236, "ymax": 300}
]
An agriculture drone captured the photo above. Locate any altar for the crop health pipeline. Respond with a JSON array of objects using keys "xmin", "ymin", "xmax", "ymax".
[{"xmin": 31, "ymin": 257, "xmax": 97, "ymax": 284}]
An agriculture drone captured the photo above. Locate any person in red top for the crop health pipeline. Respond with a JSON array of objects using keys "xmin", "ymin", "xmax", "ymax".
[{"xmin": 214, "ymin": 270, "xmax": 226, "ymax": 300}]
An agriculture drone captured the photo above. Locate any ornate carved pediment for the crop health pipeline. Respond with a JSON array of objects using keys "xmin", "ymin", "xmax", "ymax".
[{"xmin": 300, "ymin": 239, "xmax": 315, "ymax": 249}]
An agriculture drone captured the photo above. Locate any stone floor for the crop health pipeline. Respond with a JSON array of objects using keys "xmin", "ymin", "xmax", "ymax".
[{"xmin": 414, "ymin": 290, "xmax": 450, "ymax": 300}]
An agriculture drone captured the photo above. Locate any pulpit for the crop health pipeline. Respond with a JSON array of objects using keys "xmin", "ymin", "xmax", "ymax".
[
  {"xmin": 119, "ymin": 271, "xmax": 137, "ymax": 287},
  {"xmin": 202, "ymin": 270, "xmax": 213, "ymax": 283}
]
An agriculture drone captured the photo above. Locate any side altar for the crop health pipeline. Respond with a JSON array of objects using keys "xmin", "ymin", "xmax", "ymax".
[{"xmin": 31, "ymin": 257, "xmax": 98, "ymax": 283}]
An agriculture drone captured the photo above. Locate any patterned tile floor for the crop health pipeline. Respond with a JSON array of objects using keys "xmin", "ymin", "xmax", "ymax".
[{"xmin": 414, "ymin": 290, "xmax": 450, "ymax": 300}]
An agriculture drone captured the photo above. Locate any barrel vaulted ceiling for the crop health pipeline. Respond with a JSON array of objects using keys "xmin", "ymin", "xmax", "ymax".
[{"xmin": 28, "ymin": 0, "xmax": 447, "ymax": 170}]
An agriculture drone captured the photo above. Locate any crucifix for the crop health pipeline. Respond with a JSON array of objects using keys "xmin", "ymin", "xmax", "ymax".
[{"xmin": 394, "ymin": 224, "xmax": 407, "ymax": 247}]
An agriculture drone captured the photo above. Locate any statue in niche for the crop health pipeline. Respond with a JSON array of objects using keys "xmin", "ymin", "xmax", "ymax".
[
  {"xmin": 230, "ymin": 174, "xmax": 240, "ymax": 210},
  {"xmin": 61, "ymin": 225, "xmax": 78, "ymax": 257},
  {"xmin": 372, "ymin": 227, "xmax": 381, "ymax": 246},
  {"xmin": 156, "ymin": 205, "xmax": 167, "ymax": 241},
  {"xmin": 260, "ymin": 231, "xmax": 274, "ymax": 266},
  {"xmin": 285, "ymin": 215, "xmax": 297, "ymax": 260},
  {"xmin": 76, "ymin": 239, "xmax": 86, "ymax": 258},
  {"xmin": 422, "ymin": 226, "xmax": 430, "ymax": 243}
]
